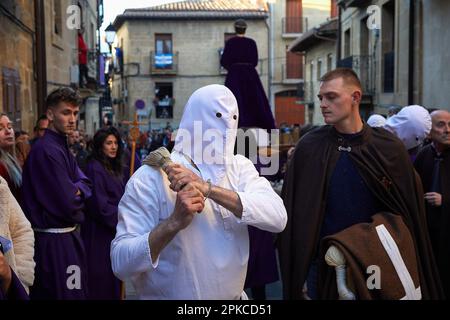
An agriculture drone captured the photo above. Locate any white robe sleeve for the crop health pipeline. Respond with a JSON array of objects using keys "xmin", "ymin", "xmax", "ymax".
[
  {"xmin": 235, "ymin": 155, "xmax": 287, "ymax": 233},
  {"xmin": 110, "ymin": 167, "xmax": 161, "ymax": 280}
]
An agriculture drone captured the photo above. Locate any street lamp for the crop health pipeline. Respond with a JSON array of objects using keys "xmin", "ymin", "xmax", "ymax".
[
  {"xmin": 105, "ymin": 23, "xmax": 116, "ymax": 54},
  {"xmin": 104, "ymin": 23, "xmax": 116, "ymax": 130}
]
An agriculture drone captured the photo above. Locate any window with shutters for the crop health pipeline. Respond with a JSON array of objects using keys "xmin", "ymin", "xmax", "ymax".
[
  {"xmin": 2, "ymin": 67, "xmax": 21, "ymax": 129},
  {"xmin": 286, "ymin": 52, "xmax": 303, "ymax": 80},
  {"xmin": 284, "ymin": 0, "xmax": 304, "ymax": 34}
]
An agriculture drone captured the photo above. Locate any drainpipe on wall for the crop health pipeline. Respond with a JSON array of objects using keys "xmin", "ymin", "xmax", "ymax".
[
  {"xmin": 267, "ymin": 3, "xmax": 275, "ymax": 116},
  {"xmin": 337, "ymin": 4, "xmax": 342, "ymax": 63},
  {"xmin": 97, "ymin": 0, "xmax": 101, "ymax": 86},
  {"xmin": 35, "ymin": 0, "xmax": 47, "ymax": 116},
  {"xmin": 408, "ymin": 0, "xmax": 415, "ymax": 105}
]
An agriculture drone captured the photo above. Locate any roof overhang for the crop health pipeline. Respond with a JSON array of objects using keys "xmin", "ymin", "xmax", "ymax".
[{"xmin": 288, "ymin": 18, "xmax": 338, "ymax": 52}]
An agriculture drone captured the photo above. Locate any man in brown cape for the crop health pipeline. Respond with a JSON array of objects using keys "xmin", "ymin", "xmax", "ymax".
[
  {"xmin": 278, "ymin": 68, "xmax": 443, "ymax": 299},
  {"xmin": 414, "ymin": 110, "xmax": 450, "ymax": 298}
]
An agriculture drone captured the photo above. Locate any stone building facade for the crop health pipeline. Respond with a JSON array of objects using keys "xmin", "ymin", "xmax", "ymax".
[{"xmin": 111, "ymin": 0, "xmax": 269, "ymax": 131}]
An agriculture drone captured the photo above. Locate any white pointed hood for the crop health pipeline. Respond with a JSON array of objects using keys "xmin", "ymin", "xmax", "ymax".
[
  {"xmin": 384, "ymin": 105, "xmax": 431, "ymax": 150},
  {"xmin": 173, "ymin": 84, "xmax": 239, "ymax": 185}
]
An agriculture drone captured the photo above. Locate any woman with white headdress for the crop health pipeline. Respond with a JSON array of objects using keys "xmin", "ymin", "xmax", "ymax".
[{"xmin": 110, "ymin": 84, "xmax": 287, "ymax": 299}]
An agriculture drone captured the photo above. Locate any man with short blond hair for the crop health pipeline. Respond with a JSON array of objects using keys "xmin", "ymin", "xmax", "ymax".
[{"xmin": 278, "ymin": 68, "xmax": 443, "ymax": 299}]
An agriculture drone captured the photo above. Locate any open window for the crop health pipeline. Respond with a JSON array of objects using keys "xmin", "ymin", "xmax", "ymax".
[
  {"xmin": 155, "ymin": 34, "xmax": 173, "ymax": 69},
  {"xmin": 154, "ymin": 83, "xmax": 174, "ymax": 119}
]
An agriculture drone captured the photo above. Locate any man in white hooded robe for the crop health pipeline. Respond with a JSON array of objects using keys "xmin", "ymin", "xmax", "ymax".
[{"xmin": 110, "ymin": 84, "xmax": 287, "ymax": 300}]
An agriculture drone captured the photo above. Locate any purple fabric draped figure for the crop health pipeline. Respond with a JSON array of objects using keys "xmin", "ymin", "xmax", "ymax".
[
  {"xmin": 221, "ymin": 20, "xmax": 279, "ymax": 299},
  {"xmin": 81, "ymin": 127, "xmax": 131, "ymax": 300},
  {"xmin": 220, "ymin": 33, "xmax": 276, "ymax": 130},
  {"xmin": 82, "ymin": 159, "xmax": 124, "ymax": 300}
]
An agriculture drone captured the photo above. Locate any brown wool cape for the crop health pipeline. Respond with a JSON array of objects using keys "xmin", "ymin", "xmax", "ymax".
[
  {"xmin": 277, "ymin": 124, "xmax": 444, "ymax": 300},
  {"xmin": 319, "ymin": 212, "xmax": 421, "ymax": 299}
]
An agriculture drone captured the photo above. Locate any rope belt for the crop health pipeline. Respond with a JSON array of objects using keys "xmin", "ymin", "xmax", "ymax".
[{"xmin": 33, "ymin": 225, "xmax": 77, "ymax": 234}]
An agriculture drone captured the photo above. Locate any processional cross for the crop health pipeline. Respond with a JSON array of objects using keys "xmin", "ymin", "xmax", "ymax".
[{"xmin": 122, "ymin": 112, "xmax": 146, "ymax": 178}]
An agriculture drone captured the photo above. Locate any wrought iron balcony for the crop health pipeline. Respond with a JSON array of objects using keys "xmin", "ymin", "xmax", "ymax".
[{"xmin": 337, "ymin": 0, "xmax": 372, "ymax": 8}]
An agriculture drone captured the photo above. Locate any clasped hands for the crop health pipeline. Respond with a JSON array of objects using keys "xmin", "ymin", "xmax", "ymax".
[
  {"xmin": 164, "ymin": 164, "xmax": 209, "ymax": 227},
  {"xmin": 164, "ymin": 163, "xmax": 208, "ymax": 196}
]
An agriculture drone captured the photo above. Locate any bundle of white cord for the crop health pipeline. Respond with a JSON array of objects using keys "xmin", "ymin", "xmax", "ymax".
[
  {"xmin": 143, "ymin": 147, "xmax": 173, "ymax": 172},
  {"xmin": 325, "ymin": 245, "xmax": 356, "ymax": 300}
]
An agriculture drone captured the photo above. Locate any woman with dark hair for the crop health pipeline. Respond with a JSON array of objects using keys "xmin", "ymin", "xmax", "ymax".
[
  {"xmin": 81, "ymin": 126, "xmax": 125, "ymax": 300},
  {"xmin": 0, "ymin": 114, "xmax": 22, "ymax": 202}
]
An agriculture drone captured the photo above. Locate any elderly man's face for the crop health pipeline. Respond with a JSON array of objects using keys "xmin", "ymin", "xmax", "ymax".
[
  {"xmin": 318, "ymin": 78, "xmax": 357, "ymax": 126},
  {"xmin": 430, "ymin": 111, "xmax": 450, "ymax": 148}
]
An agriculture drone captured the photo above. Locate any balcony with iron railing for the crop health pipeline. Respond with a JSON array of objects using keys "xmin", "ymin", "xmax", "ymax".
[
  {"xmin": 72, "ymin": 49, "xmax": 99, "ymax": 75},
  {"xmin": 282, "ymin": 17, "xmax": 308, "ymax": 37},
  {"xmin": 72, "ymin": 49, "xmax": 100, "ymax": 92},
  {"xmin": 337, "ymin": 55, "xmax": 374, "ymax": 94},
  {"xmin": 336, "ymin": 0, "xmax": 371, "ymax": 8},
  {"xmin": 150, "ymin": 51, "xmax": 178, "ymax": 75}
]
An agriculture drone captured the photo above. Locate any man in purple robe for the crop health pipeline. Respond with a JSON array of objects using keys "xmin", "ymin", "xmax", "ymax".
[
  {"xmin": 21, "ymin": 87, "xmax": 92, "ymax": 299},
  {"xmin": 220, "ymin": 19, "xmax": 276, "ymax": 130}
]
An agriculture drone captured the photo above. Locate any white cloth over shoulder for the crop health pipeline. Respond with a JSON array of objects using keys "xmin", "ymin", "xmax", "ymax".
[{"xmin": 110, "ymin": 151, "xmax": 286, "ymax": 299}]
